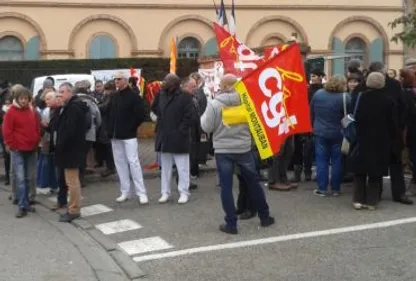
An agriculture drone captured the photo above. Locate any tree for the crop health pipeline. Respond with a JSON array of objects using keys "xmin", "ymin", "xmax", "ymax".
[{"xmin": 389, "ymin": 8, "xmax": 416, "ymax": 47}]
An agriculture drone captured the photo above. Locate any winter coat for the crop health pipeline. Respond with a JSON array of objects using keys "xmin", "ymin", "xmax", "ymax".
[
  {"xmin": 353, "ymin": 89, "xmax": 395, "ymax": 177},
  {"xmin": 55, "ymin": 96, "xmax": 88, "ymax": 169},
  {"xmin": 152, "ymin": 88, "xmax": 195, "ymax": 154},
  {"xmin": 106, "ymin": 87, "xmax": 146, "ymax": 140},
  {"xmin": 97, "ymin": 94, "xmax": 112, "ymax": 144},
  {"xmin": 2, "ymin": 100, "xmax": 40, "ymax": 152}
]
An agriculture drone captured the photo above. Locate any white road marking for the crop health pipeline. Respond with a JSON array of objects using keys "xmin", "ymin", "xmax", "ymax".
[
  {"xmin": 95, "ymin": 219, "xmax": 142, "ymax": 235},
  {"xmin": 118, "ymin": 237, "xmax": 173, "ymax": 256},
  {"xmin": 133, "ymin": 217, "xmax": 416, "ymax": 263},
  {"xmin": 81, "ymin": 204, "xmax": 113, "ymax": 217}
]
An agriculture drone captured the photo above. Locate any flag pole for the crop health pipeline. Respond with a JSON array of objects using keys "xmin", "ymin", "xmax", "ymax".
[{"xmin": 212, "ymin": 0, "xmax": 218, "ymax": 14}]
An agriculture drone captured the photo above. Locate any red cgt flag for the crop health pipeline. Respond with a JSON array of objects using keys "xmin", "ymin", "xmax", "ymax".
[
  {"xmin": 263, "ymin": 44, "xmax": 289, "ymax": 60},
  {"xmin": 234, "ymin": 44, "xmax": 312, "ymax": 159},
  {"xmin": 213, "ymin": 22, "xmax": 263, "ymax": 77}
]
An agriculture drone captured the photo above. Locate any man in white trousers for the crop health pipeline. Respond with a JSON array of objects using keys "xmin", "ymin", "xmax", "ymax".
[
  {"xmin": 151, "ymin": 74, "xmax": 196, "ymax": 204},
  {"xmin": 106, "ymin": 72, "xmax": 148, "ymax": 204}
]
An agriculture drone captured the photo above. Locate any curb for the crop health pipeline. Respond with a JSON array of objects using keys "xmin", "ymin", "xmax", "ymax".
[{"xmin": 35, "ymin": 196, "xmax": 147, "ymax": 280}]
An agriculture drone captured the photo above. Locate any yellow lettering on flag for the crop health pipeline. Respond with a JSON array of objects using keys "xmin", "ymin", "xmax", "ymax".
[
  {"xmin": 170, "ymin": 37, "xmax": 177, "ymax": 74},
  {"xmin": 234, "ymin": 82, "xmax": 273, "ymax": 159}
]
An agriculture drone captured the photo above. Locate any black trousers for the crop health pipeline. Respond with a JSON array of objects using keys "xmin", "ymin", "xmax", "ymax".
[
  {"xmin": 353, "ymin": 174, "xmax": 381, "ymax": 206},
  {"xmin": 0, "ymin": 137, "xmax": 10, "ymax": 180},
  {"xmin": 386, "ymin": 151, "xmax": 406, "ymax": 201},
  {"xmin": 190, "ymin": 141, "xmax": 200, "ymax": 177},
  {"xmin": 56, "ymin": 167, "xmax": 68, "ymax": 206},
  {"xmin": 95, "ymin": 142, "xmax": 115, "ymax": 171},
  {"xmin": 292, "ymin": 134, "xmax": 313, "ymax": 175},
  {"xmin": 236, "ymin": 174, "xmax": 257, "ymax": 215},
  {"xmin": 79, "ymin": 141, "xmax": 93, "ymax": 184}
]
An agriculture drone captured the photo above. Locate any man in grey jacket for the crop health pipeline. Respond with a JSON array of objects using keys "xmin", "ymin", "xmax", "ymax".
[
  {"xmin": 200, "ymin": 73, "xmax": 274, "ymax": 235},
  {"xmin": 75, "ymin": 81, "xmax": 102, "ymax": 187}
]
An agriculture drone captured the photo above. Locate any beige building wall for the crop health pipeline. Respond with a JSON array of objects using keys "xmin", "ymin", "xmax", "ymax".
[{"xmin": 0, "ymin": 0, "xmax": 405, "ymax": 74}]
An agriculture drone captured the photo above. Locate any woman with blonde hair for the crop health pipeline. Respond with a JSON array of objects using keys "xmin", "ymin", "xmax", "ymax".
[{"xmin": 310, "ymin": 75, "xmax": 349, "ymax": 197}]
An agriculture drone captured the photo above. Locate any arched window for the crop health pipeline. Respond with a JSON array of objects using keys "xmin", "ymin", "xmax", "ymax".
[
  {"xmin": 89, "ymin": 34, "xmax": 117, "ymax": 59},
  {"xmin": 344, "ymin": 37, "xmax": 367, "ymax": 72},
  {"xmin": 0, "ymin": 36, "xmax": 24, "ymax": 61},
  {"xmin": 177, "ymin": 37, "xmax": 201, "ymax": 59},
  {"xmin": 262, "ymin": 37, "xmax": 284, "ymax": 47}
]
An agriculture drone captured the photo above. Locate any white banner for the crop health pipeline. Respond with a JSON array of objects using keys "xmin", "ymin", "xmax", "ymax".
[
  {"xmin": 198, "ymin": 61, "xmax": 224, "ymax": 98},
  {"xmin": 90, "ymin": 68, "xmax": 141, "ymax": 84}
]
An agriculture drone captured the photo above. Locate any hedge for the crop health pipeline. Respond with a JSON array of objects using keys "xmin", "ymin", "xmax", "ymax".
[{"xmin": 0, "ymin": 57, "xmax": 199, "ymax": 87}]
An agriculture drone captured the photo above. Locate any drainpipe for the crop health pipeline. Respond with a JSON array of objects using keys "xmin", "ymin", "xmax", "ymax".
[{"xmin": 402, "ymin": 0, "xmax": 410, "ymax": 64}]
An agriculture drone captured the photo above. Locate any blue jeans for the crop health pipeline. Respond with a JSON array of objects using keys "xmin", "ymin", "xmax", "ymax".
[
  {"xmin": 315, "ymin": 136, "xmax": 342, "ymax": 192},
  {"xmin": 11, "ymin": 151, "xmax": 36, "ymax": 210},
  {"xmin": 215, "ymin": 151, "xmax": 270, "ymax": 229}
]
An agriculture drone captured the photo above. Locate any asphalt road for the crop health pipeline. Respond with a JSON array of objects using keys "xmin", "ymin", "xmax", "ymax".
[{"xmin": 35, "ymin": 167, "xmax": 416, "ymax": 281}]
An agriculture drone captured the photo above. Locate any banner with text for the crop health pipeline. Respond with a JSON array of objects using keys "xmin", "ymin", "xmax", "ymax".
[
  {"xmin": 234, "ymin": 44, "xmax": 312, "ymax": 159},
  {"xmin": 90, "ymin": 69, "xmax": 142, "ymax": 84}
]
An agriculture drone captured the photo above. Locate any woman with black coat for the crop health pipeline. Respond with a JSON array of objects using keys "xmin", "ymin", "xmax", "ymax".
[{"xmin": 352, "ymin": 72, "xmax": 395, "ymax": 210}]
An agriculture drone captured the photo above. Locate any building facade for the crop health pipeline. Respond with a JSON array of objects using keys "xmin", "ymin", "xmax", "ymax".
[{"xmin": 0, "ymin": 0, "xmax": 406, "ymax": 74}]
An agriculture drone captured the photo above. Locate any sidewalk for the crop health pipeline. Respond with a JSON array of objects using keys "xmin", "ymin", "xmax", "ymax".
[
  {"xmin": 0, "ymin": 189, "xmax": 98, "ymax": 281},
  {"xmin": 0, "ymin": 188, "xmax": 138, "ymax": 281}
]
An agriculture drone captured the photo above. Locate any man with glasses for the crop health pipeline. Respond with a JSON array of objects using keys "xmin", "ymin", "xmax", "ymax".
[{"xmin": 106, "ymin": 72, "xmax": 148, "ymax": 204}]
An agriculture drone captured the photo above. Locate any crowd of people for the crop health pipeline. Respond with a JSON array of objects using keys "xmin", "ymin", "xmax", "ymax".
[{"xmin": 0, "ymin": 58, "xmax": 415, "ymax": 235}]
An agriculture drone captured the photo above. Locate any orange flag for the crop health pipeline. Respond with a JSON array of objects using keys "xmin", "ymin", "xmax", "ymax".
[
  {"xmin": 234, "ymin": 44, "xmax": 312, "ymax": 159},
  {"xmin": 170, "ymin": 37, "xmax": 177, "ymax": 74}
]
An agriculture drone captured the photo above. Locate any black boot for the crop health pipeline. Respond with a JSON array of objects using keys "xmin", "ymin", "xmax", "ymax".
[{"xmin": 291, "ymin": 165, "xmax": 302, "ymax": 183}]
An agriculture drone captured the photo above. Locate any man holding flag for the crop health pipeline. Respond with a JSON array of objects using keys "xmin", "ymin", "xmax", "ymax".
[{"xmin": 201, "ymin": 73, "xmax": 275, "ymax": 235}]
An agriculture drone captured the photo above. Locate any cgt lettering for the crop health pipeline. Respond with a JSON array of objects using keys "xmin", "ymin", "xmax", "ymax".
[{"xmin": 258, "ymin": 67, "xmax": 297, "ymax": 135}]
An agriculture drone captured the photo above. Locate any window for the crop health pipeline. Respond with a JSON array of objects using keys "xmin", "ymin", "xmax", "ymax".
[
  {"xmin": 0, "ymin": 36, "xmax": 24, "ymax": 61},
  {"xmin": 89, "ymin": 35, "xmax": 116, "ymax": 59},
  {"xmin": 177, "ymin": 37, "xmax": 201, "ymax": 59},
  {"xmin": 262, "ymin": 37, "xmax": 284, "ymax": 47},
  {"xmin": 344, "ymin": 37, "xmax": 367, "ymax": 72}
]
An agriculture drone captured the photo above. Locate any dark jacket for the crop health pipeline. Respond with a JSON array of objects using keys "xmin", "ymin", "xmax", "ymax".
[
  {"xmin": 353, "ymin": 89, "xmax": 395, "ymax": 177},
  {"xmin": 308, "ymin": 83, "xmax": 323, "ymax": 103},
  {"xmin": 310, "ymin": 89, "xmax": 345, "ymax": 140},
  {"xmin": 403, "ymin": 87, "xmax": 416, "ymax": 149},
  {"xmin": 55, "ymin": 96, "xmax": 88, "ymax": 169},
  {"xmin": 46, "ymin": 107, "xmax": 60, "ymax": 154},
  {"xmin": 152, "ymin": 88, "xmax": 194, "ymax": 153},
  {"xmin": 97, "ymin": 94, "xmax": 112, "ymax": 144},
  {"xmin": 195, "ymin": 85, "xmax": 207, "ymax": 115},
  {"xmin": 106, "ymin": 87, "xmax": 145, "ymax": 140},
  {"xmin": 384, "ymin": 77, "xmax": 407, "ymax": 156}
]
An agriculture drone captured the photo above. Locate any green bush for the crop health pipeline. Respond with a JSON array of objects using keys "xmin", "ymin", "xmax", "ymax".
[{"xmin": 0, "ymin": 58, "xmax": 199, "ymax": 87}]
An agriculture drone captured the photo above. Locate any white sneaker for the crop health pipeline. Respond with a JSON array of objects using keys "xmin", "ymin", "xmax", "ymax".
[
  {"xmin": 178, "ymin": 194, "xmax": 189, "ymax": 204},
  {"xmin": 158, "ymin": 194, "xmax": 170, "ymax": 204},
  {"xmin": 138, "ymin": 194, "xmax": 149, "ymax": 205},
  {"xmin": 352, "ymin": 202, "xmax": 364, "ymax": 210},
  {"xmin": 116, "ymin": 195, "xmax": 129, "ymax": 203}
]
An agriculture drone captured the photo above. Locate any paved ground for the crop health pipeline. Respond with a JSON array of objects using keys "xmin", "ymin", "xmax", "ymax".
[
  {"xmin": 0, "ymin": 189, "xmax": 98, "ymax": 281},
  {"xmin": 31, "ymin": 164, "xmax": 416, "ymax": 281}
]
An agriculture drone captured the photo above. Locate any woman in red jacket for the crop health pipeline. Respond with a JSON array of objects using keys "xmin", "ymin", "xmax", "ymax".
[{"xmin": 2, "ymin": 85, "xmax": 40, "ymax": 218}]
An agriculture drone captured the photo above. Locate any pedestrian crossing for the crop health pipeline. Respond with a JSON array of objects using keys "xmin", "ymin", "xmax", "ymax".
[{"xmin": 79, "ymin": 203, "xmax": 174, "ymax": 262}]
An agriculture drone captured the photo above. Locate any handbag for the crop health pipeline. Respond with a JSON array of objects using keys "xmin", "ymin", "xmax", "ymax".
[{"xmin": 341, "ymin": 93, "xmax": 361, "ymax": 153}]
